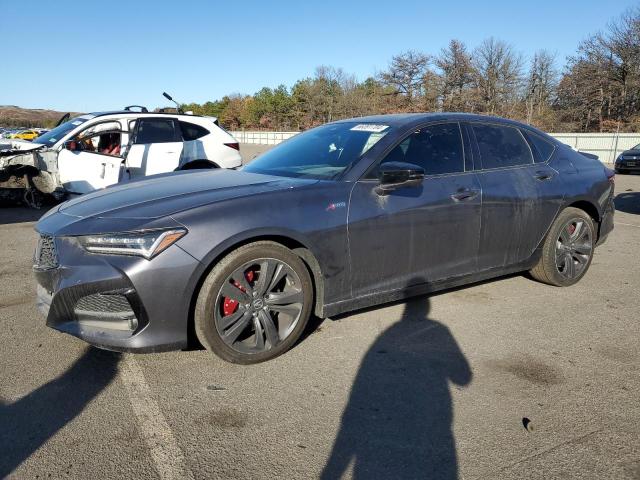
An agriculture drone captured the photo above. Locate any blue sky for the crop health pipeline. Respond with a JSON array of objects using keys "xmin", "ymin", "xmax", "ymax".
[{"xmin": 1, "ymin": 0, "xmax": 637, "ymax": 112}]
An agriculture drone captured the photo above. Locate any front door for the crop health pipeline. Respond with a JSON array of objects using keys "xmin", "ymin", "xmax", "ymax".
[
  {"xmin": 57, "ymin": 120, "xmax": 125, "ymax": 194},
  {"xmin": 125, "ymin": 118, "xmax": 184, "ymax": 178},
  {"xmin": 348, "ymin": 122, "xmax": 482, "ymax": 298}
]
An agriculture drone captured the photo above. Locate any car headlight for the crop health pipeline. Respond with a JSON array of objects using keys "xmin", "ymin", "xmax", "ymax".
[
  {"xmin": 78, "ymin": 229, "xmax": 187, "ymax": 259},
  {"xmin": 616, "ymin": 155, "xmax": 623, "ymax": 163}
]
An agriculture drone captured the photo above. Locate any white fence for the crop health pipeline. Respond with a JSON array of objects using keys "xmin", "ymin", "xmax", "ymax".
[
  {"xmin": 232, "ymin": 130, "xmax": 640, "ymax": 164},
  {"xmin": 549, "ymin": 133, "xmax": 639, "ymax": 163},
  {"xmin": 231, "ymin": 131, "xmax": 298, "ymax": 145}
]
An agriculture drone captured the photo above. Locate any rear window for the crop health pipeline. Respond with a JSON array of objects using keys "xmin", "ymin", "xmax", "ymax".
[
  {"xmin": 473, "ymin": 123, "xmax": 533, "ymax": 169},
  {"xmin": 521, "ymin": 130, "xmax": 555, "ymax": 163},
  {"xmin": 179, "ymin": 121, "xmax": 209, "ymax": 141},
  {"xmin": 135, "ymin": 119, "xmax": 179, "ymax": 144}
]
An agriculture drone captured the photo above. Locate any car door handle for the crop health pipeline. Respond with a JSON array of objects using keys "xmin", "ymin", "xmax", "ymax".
[
  {"xmin": 534, "ymin": 171, "xmax": 554, "ymax": 181},
  {"xmin": 450, "ymin": 189, "xmax": 479, "ymax": 202}
]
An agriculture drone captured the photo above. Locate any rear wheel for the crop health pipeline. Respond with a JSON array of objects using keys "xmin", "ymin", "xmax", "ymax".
[
  {"xmin": 194, "ymin": 241, "xmax": 313, "ymax": 364},
  {"xmin": 529, "ymin": 207, "xmax": 595, "ymax": 286}
]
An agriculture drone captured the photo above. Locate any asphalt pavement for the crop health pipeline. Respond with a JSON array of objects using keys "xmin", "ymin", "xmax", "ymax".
[{"xmin": 0, "ymin": 156, "xmax": 639, "ymax": 479}]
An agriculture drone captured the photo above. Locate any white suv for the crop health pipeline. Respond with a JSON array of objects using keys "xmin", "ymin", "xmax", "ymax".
[{"xmin": 0, "ymin": 109, "xmax": 242, "ymax": 199}]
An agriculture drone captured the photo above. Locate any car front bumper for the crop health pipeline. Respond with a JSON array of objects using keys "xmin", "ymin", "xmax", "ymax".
[
  {"xmin": 33, "ymin": 235, "xmax": 201, "ymax": 352},
  {"xmin": 615, "ymin": 161, "xmax": 640, "ymax": 172}
]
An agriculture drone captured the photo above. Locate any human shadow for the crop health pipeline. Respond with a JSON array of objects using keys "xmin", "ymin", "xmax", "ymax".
[
  {"xmin": 614, "ymin": 191, "xmax": 640, "ymax": 215},
  {"xmin": 0, "ymin": 347, "xmax": 121, "ymax": 478},
  {"xmin": 322, "ymin": 289, "xmax": 472, "ymax": 480}
]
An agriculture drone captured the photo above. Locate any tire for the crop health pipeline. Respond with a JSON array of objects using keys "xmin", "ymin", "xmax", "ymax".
[
  {"xmin": 194, "ymin": 241, "xmax": 313, "ymax": 364},
  {"xmin": 529, "ymin": 207, "xmax": 596, "ymax": 287},
  {"xmin": 180, "ymin": 160, "xmax": 218, "ymax": 170}
]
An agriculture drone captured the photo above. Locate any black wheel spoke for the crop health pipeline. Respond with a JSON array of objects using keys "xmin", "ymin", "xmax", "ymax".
[
  {"xmin": 574, "ymin": 253, "xmax": 589, "ymax": 265},
  {"xmin": 220, "ymin": 307, "xmax": 248, "ymax": 329},
  {"xmin": 221, "ymin": 282, "xmax": 250, "ymax": 304},
  {"xmin": 258, "ymin": 309, "xmax": 280, "ymax": 348},
  {"xmin": 253, "ymin": 317, "xmax": 265, "ymax": 350},
  {"xmin": 230, "ymin": 268, "xmax": 253, "ymax": 296},
  {"xmin": 266, "ymin": 289, "xmax": 303, "ymax": 306},
  {"xmin": 574, "ymin": 242, "xmax": 592, "ymax": 256},
  {"xmin": 255, "ymin": 260, "xmax": 277, "ymax": 297},
  {"xmin": 564, "ymin": 252, "xmax": 575, "ymax": 277},
  {"xmin": 223, "ymin": 311, "xmax": 253, "ymax": 343}
]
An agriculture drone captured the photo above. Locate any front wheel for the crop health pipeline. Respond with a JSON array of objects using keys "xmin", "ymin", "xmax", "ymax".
[
  {"xmin": 529, "ymin": 207, "xmax": 595, "ymax": 286},
  {"xmin": 194, "ymin": 241, "xmax": 313, "ymax": 364}
]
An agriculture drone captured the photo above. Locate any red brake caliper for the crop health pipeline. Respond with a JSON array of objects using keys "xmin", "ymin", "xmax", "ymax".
[
  {"xmin": 223, "ymin": 270, "xmax": 255, "ymax": 316},
  {"xmin": 567, "ymin": 224, "xmax": 576, "ymax": 236}
]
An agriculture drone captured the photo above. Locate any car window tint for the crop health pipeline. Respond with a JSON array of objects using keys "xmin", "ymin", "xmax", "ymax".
[
  {"xmin": 378, "ymin": 123, "xmax": 464, "ymax": 175},
  {"xmin": 135, "ymin": 119, "xmax": 177, "ymax": 144},
  {"xmin": 473, "ymin": 123, "xmax": 533, "ymax": 169},
  {"xmin": 521, "ymin": 130, "xmax": 555, "ymax": 163},
  {"xmin": 179, "ymin": 121, "xmax": 210, "ymax": 141}
]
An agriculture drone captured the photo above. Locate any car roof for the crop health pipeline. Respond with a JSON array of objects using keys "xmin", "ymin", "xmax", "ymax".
[
  {"xmin": 333, "ymin": 112, "xmax": 538, "ymax": 130},
  {"xmin": 90, "ymin": 110, "xmax": 207, "ymax": 120}
]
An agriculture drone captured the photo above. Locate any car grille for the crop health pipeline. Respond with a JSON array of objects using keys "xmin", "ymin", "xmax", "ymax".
[
  {"xmin": 34, "ymin": 234, "xmax": 58, "ymax": 270},
  {"xmin": 75, "ymin": 293, "xmax": 133, "ymax": 314}
]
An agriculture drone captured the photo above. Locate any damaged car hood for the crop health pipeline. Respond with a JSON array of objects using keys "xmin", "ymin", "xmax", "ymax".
[{"xmin": 57, "ymin": 168, "xmax": 317, "ymax": 220}]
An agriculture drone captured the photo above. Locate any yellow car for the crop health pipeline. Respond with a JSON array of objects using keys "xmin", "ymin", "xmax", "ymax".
[{"xmin": 12, "ymin": 129, "xmax": 40, "ymax": 141}]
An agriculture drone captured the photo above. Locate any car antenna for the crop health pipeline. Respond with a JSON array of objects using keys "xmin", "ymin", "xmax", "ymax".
[{"xmin": 162, "ymin": 92, "xmax": 184, "ymax": 114}]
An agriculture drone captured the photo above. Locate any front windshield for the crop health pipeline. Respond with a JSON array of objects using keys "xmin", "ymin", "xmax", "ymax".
[
  {"xmin": 633, "ymin": 143, "xmax": 640, "ymax": 150},
  {"xmin": 243, "ymin": 122, "xmax": 392, "ymax": 179},
  {"xmin": 33, "ymin": 116, "xmax": 92, "ymax": 147}
]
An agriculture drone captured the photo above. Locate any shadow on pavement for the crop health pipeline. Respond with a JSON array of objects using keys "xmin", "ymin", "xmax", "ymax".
[
  {"xmin": 615, "ymin": 191, "xmax": 640, "ymax": 215},
  {"xmin": 0, "ymin": 205, "xmax": 47, "ymax": 225},
  {"xmin": 0, "ymin": 347, "xmax": 121, "ymax": 478},
  {"xmin": 322, "ymin": 286, "xmax": 472, "ymax": 480}
]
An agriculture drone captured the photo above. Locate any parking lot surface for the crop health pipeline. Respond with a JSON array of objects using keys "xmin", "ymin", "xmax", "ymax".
[{"xmin": 0, "ymin": 157, "xmax": 639, "ymax": 479}]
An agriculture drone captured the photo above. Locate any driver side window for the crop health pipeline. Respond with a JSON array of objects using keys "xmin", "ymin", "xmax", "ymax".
[
  {"xmin": 372, "ymin": 123, "xmax": 465, "ymax": 177},
  {"xmin": 69, "ymin": 121, "xmax": 123, "ymax": 157}
]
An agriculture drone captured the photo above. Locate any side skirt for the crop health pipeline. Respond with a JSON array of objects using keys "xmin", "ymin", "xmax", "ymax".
[{"xmin": 322, "ymin": 257, "xmax": 539, "ymax": 319}]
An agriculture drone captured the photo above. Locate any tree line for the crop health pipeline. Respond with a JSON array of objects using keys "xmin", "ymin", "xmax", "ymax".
[{"xmin": 183, "ymin": 8, "xmax": 640, "ymax": 133}]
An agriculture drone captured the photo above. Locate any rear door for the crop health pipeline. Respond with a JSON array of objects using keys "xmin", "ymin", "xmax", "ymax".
[
  {"xmin": 470, "ymin": 122, "xmax": 562, "ymax": 270},
  {"xmin": 125, "ymin": 117, "xmax": 184, "ymax": 178}
]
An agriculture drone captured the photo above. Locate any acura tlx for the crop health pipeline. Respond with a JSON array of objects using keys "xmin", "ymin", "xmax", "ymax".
[{"xmin": 33, "ymin": 113, "xmax": 615, "ymax": 363}]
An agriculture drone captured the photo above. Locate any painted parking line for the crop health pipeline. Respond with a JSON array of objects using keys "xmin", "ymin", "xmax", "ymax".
[{"xmin": 119, "ymin": 356, "xmax": 194, "ymax": 480}]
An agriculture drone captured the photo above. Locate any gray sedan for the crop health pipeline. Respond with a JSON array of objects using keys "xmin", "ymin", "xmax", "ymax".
[{"xmin": 33, "ymin": 113, "xmax": 615, "ymax": 363}]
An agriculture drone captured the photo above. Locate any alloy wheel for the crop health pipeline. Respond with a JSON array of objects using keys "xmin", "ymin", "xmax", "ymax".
[
  {"xmin": 554, "ymin": 218, "xmax": 593, "ymax": 279},
  {"xmin": 213, "ymin": 258, "xmax": 304, "ymax": 354}
]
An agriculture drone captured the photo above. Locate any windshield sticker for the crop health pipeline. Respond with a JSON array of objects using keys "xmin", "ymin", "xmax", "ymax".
[
  {"xmin": 49, "ymin": 138, "xmax": 56, "ymax": 143},
  {"xmin": 71, "ymin": 121, "xmax": 82, "ymax": 126},
  {"xmin": 350, "ymin": 124, "xmax": 389, "ymax": 133}
]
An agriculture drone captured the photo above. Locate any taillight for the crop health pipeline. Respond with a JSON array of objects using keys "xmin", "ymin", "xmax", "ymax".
[
  {"xmin": 605, "ymin": 167, "xmax": 615, "ymax": 185},
  {"xmin": 224, "ymin": 142, "xmax": 239, "ymax": 151}
]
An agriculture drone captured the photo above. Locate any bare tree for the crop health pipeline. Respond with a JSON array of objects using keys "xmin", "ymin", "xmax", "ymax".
[
  {"xmin": 435, "ymin": 39, "xmax": 476, "ymax": 111},
  {"xmin": 525, "ymin": 50, "xmax": 558, "ymax": 125},
  {"xmin": 379, "ymin": 50, "xmax": 431, "ymax": 108},
  {"xmin": 472, "ymin": 38, "xmax": 523, "ymax": 115}
]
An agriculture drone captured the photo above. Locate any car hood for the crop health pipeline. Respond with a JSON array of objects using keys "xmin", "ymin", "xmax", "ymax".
[
  {"xmin": 621, "ymin": 149, "xmax": 640, "ymax": 156},
  {"xmin": 58, "ymin": 169, "xmax": 317, "ymax": 220}
]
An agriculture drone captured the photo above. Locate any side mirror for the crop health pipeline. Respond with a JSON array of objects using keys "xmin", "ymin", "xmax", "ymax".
[{"xmin": 376, "ymin": 161, "xmax": 425, "ymax": 195}]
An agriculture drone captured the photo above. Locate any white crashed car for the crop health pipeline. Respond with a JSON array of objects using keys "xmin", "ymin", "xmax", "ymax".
[{"xmin": 0, "ymin": 108, "xmax": 242, "ymax": 200}]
